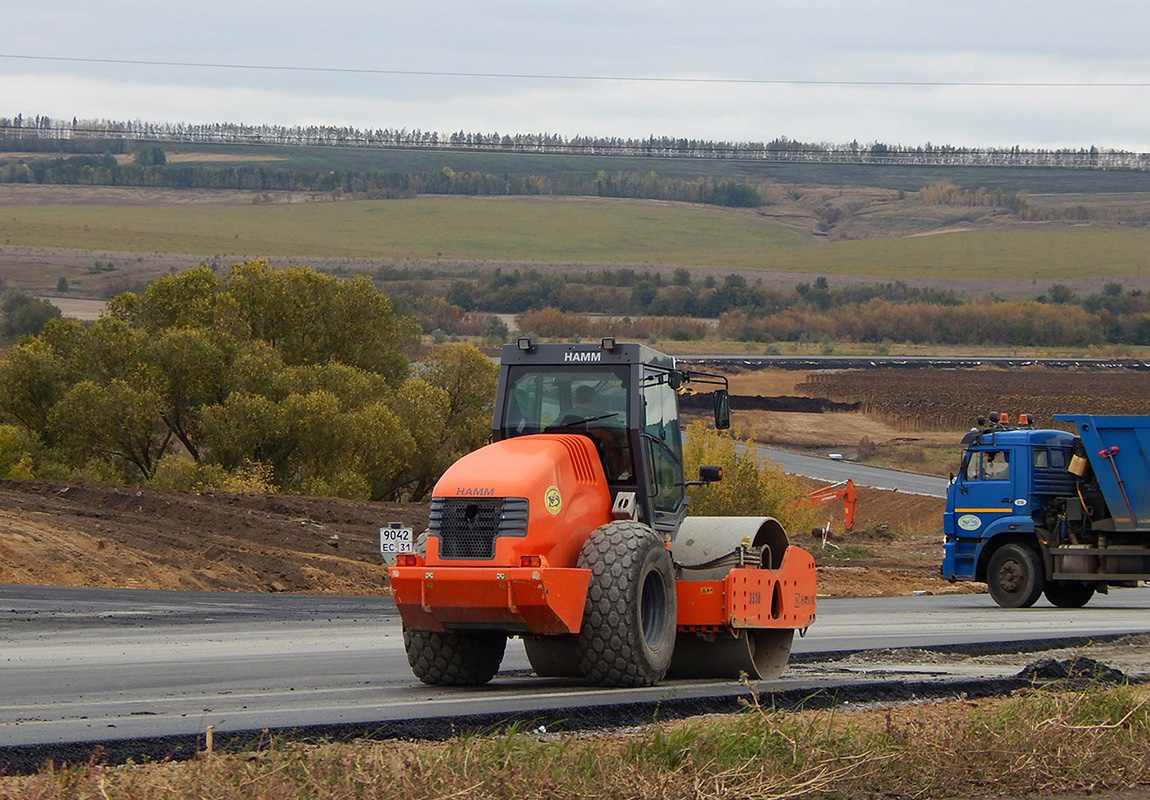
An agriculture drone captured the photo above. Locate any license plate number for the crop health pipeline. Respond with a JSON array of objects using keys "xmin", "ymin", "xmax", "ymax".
[{"xmin": 379, "ymin": 526, "xmax": 414, "ymax": 561}]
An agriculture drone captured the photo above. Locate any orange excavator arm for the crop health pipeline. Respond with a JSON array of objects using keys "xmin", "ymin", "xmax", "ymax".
[{"xmin": 806, "ymin": 479, "xmax": 856, "ymax": 532}]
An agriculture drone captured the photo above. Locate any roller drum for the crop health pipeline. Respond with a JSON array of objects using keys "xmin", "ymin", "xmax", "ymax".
[{"xmin": 670, "ymin": 516, "xmax": 795, "ymax": 680}]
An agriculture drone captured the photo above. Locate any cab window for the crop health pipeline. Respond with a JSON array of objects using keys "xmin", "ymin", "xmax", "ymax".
[
  {"xmin": 964, "ymin": 450, "xmax": 1010, "ymax": 481},
  {"xmin": 500, "ymin": 366, "xmax": 633, "ymax": 482},
  {"xmin": 641, "ymin": 369, "xmax": 684, "ymax": 512}
]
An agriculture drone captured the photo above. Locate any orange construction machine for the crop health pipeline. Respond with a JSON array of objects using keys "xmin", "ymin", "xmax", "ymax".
[
  {"xmin": 389, "ymin": 339, "xmax": 817, "ymax": 687},
  {"xmin": 807, "ymin": 479, "xmax": 857, "ymax": 533}
]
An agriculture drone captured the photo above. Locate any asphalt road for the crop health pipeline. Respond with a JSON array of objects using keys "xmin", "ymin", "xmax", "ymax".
[
  {"xmin": 752, "ymin": 444, "xmax": 949, "ymax": 497},
  {"xmin": 3, "ymin": 583, "xmax": 1149, "ymax": 755}
]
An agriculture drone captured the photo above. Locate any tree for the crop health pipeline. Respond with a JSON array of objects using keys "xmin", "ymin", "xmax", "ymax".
[
  {"xmin": 0, "ymin": 338, "xmax": 72, "ymax": 434},
  {"xmin": 49, "ymin": 379, "xmax": 170, "ymax": 479},
  {"xmin": 1047, "ymin": 284, "xmax": 1077, "ymax": 305},
  {"xmin": 682, "ymin": 421, "xmax": 818, "ymax": 533},
  {"xmin": 0, "ymin": 290, "xmax": 62, "ymax": 340},
  {"xmin": 0, "ymin": 261, "xmax": 437, "ymax": 498},
  {"xmin": 480, "ymin": 315, "xmax": 509, "ymax": 343}
]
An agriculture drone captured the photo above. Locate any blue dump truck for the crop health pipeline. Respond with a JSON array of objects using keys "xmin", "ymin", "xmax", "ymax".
[{"xmin": 943, "ymin": 413, "xmax": 1150, "ymax": 608}]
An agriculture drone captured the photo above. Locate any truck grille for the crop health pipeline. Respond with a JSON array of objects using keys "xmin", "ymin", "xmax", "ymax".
[{"xmin": 429, "ymin": 497, "xmax": 529, "ymax": 560}]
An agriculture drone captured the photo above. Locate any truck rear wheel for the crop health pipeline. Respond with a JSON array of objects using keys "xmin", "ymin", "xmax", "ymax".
[
  {"xmin": 575, "ymin": 521, "xmax": 676, "ymax": 687},
  {"xmin": 987, "ymin": 543, "xmax": 1044, "ymax": 608},
  {"xmin": 403, "ymin": 629, "xmax": 507, "ymax": 685},
  {"xmin": 1043, "ymin": 582, "xmax": 1096, "ymax": 608}
]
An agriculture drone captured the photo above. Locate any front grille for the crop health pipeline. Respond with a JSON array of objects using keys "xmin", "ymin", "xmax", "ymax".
[{"xmin": 429, "ymin": 497, "xmax": 529, "ymax": 560}]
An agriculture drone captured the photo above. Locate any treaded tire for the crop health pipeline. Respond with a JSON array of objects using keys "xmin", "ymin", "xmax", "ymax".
[
  {"xmin": 575, "ymin": 520, "xmax": 677, "ymax": 687},
  {"xmin": 987, "ymin": 543, "xmax": 1044, "ymax": 608},
  {"xmin": 1044, "ymin": 582, "xmax": 1096, "ymax": 608},
  {"xmin": 403, "ymin": 629, "xmax": 507, "ymax": 686}
]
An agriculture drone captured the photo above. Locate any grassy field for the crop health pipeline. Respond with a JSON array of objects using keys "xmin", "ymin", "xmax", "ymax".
[
  {"xmin": 3, "ymin": 686, "xmax": 1148, "ymax": 800},
  {"xmin": 0, "ymin": 196, "xmax": 804, "ymax": 264},
  {"xmin": 3, "ymin": 194, "xmax": 1150, "ymax": 280}
]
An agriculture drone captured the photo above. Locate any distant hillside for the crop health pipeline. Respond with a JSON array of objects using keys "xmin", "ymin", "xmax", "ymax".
[{"xmin": 4, "ymin": 115, "xmax": 1150, "ymax": 194}]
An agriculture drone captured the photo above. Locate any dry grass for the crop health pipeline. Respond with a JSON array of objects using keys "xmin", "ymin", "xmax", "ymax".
[{"xmin": 4, "ymin": 685, "xmax": 1148, "ymax": 800}]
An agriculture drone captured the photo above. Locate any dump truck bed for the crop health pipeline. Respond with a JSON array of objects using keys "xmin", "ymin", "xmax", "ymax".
[{"xmin": 1054, "ymin": 414, "xmax": 1150, "ymax": 532}]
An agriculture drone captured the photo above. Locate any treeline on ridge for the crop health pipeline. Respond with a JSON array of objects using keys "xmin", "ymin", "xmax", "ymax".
[
  {"xmin": 5, "ymin": 114, "xmax": 1148, "ymax": 169},
  {"xmin": 0, "ymin": 151, "xmax": 764, "ymax": 208},
  {"xmin": 394, "ymin": 271, "xmax": 1150, "ymax": 348}
]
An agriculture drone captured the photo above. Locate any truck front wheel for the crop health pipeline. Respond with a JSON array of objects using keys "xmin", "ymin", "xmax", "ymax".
[{"xmin": 987, "ymin": 543, "xmax": 1044, "ymax": 608}]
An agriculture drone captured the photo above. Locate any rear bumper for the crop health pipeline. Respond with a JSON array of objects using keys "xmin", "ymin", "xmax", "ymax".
[{"xmin": 390, "ymin": 565, "xmax": 591, "ymax": 634}]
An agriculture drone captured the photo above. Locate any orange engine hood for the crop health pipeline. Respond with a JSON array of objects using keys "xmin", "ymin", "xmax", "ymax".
[{"xmin": 428, "ymin": 434, "xmax": 613, "ymax": 568}]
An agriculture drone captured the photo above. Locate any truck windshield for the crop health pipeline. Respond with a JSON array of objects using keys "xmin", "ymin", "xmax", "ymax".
[{"xmin": 500, "ymin": 366, "xmax": 633, "ymax": 481}]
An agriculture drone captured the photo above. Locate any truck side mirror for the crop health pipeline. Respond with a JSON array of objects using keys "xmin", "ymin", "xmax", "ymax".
[
  {"xmin": 698, "ymin": 465, "xmax": 724, "ymax": 484},
  {"xmin": 713, "ymin": 389, "xmax": 731, "ymax": 430}
]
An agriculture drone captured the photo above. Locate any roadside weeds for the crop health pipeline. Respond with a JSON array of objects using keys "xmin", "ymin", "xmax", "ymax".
[{"xmin": 3, "ymin": 683, "xmax": 1149, "ymax": 800}]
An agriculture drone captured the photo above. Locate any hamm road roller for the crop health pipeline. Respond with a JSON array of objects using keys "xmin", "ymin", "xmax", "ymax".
[{"xmin": 389, "ymin": 339, "xmax": 816, "ymax": 686}]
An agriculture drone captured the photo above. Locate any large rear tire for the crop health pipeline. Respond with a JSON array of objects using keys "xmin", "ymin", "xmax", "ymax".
[
  {"xmin": 403, "ymin": 629, "xmax": 507, "ymax": 686},
  {"xmin": 1043, "ymin": 582, "xmax": 1096, "ymax": 608},
  {"xmin": 575, "ymin": 521, "xmax": 677, "ymax": 687},
  {"xmin": 987, "ymin": 543, "xmax": 1044, "ymax": 608}
]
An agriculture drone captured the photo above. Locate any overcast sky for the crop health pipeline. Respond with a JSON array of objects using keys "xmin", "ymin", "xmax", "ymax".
[{"xmin": 5, "ymin": 1, "xmax": 1150, "ymax": 151}]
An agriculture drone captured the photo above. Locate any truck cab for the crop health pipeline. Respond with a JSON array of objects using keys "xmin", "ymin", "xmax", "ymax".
[
  {"xmin": 943, "ymin": 413, "xmax": 1150, "ymax": 608},
  {"xmin": 943, "ymin": 418, "xmax": 1076, "ymax": 582}
]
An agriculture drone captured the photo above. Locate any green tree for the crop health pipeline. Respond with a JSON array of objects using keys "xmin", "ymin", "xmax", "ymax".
[
  {"xmin": 48, "ymin": 379, "xmax": 170, "ymax": 479},
  {"xmin": 227, "ymin": 260, "xmax": 418, "ymax": 377},
  {"xmin": 147, "ymin": 328, "xmax": 234, "ymax": 461},
  {"xmin": 416, "ymin": 343, "xmax": 498, "ymax": 478},
  {"xmin": 0, "ymin": 338, "xmax": 72, "ymax": 435},
  {"xmin": 0, "ymin": 260, "xmax": 455, "ymax": 498},
  {"xmin": 1, "ymin": 290, "xmax": 62, "ymax": 340}
]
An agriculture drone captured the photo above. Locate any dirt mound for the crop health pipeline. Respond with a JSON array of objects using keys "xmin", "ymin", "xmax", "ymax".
[
  {"xmin": 0, "ymin": 479, "xmax": 427, "ymax": 595},
  {"xmin": 1017, "ymin": 657, "xmax": 1128, "ymax": 684}
]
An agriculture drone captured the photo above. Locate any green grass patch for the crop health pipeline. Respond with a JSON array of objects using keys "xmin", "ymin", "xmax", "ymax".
[
  {"xmin": 0, "ymin": 196, "xmax": 806, "ymax": 263},
  {"xmin": 3, "ymin": 196, "xmax": 1149, "ymax": 279},
  {"xmin": 163, "ymin": 142, "xmax": 1150, "ymax": 193},
  {"xmin": 757, "ymin": 226, "xmax": 1150, "ymax": 279}
]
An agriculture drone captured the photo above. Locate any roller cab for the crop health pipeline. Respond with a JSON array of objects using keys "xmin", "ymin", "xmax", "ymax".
[{"xmin": 390, "ymin": 339, "xmax": 818, "ymax": 687}]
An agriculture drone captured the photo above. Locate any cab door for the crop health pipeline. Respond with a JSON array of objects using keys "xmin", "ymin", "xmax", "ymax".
[
  {"xmin": 952, "ymin": 447, "xmax": 1016, "ymax": 538},
  {"xmin": 641, "ymin": 368, "xmax": 686, "ymax": 534}
]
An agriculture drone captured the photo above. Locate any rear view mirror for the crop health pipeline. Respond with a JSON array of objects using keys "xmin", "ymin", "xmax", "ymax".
[
  {"xmin": 713, "ymin": 389, "xmax": 730, "ymax": 430},
  {"xmin": 698, "ymin": 465, "xmax": 724, "ymax": 484}
]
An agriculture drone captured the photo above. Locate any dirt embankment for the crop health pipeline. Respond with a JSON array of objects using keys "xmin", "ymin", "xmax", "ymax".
[{"xmin": 0, "ymin": 480, "xmax": 426, "ymax": 595}]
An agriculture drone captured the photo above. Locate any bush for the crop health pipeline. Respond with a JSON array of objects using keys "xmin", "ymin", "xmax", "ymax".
[
  {"xmin": 682, "ymin": 421, "xmax": 818, "ymax": 534},
  {"xmin": 150, "ymin": 454, "xmax": 277, "ymax": 494},
  {"xmin": 0, "ymin": 423, "xmax": 35, "ymax": 479}
]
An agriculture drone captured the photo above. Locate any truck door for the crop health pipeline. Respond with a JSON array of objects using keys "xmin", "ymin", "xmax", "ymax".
[{"xmin": 953, "ymin": 448, "xmax": 1016, "ymax": 537}]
